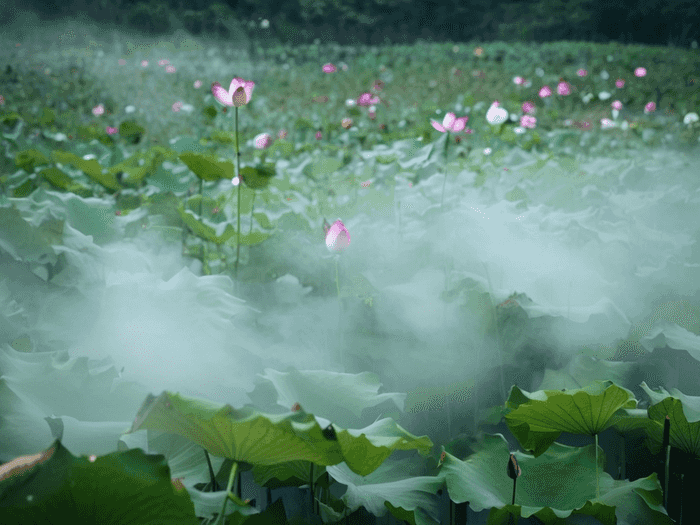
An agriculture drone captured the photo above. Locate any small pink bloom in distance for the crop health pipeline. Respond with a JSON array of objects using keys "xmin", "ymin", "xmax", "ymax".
[
  {"xmin": 254, "ymin": 133, "xmax": 273, "ymax": 149},
  {"xmin": 615, "ymin": 79, "xmax": 625, "ymax": 88},
  {"xmin": 165, "ymin": 65, "xmax": 176, "ymax": 73},
  {"xmin": 611, "ymin": 100, "xmax": 622, "ymax": 110},
  {"xmin": 322, "ymin": 63, "xmax": 337, "ymax": 73},
  {"xmin": 315, "ymin": 131, "xmax": 322, "ymax": 140},
  {"xmin": 431, "ymin": 112, "xmax": 468, "ymax": 133},
  {"xmin": 520, "ymin": 115, "xmax": 536, "ymax": 128},
  {"xmin": 158, "ymin": 59, "xmax": 169, "ymax": 66},
  {"xmin": 634, "ymin": 67, "xmax": 647, "ymax": 77},
  {"xmin": 106, "ymin": 126, "xmax": 118, "ymax": 135},
  {"xmin": 522, "ymin": 101, "xmax": 535, "ymax": 114},
  {"xmin": 92, "ymin": 104, "xmax": 105, "ymax": 116},
  {"xmin": 513, "ymin": 76, "xmax": 524, "ymax": 85},
  {"xmin": 644, "ymin": 101, "xmax": 656, "ymax": 114},
  {"xmin": 118, "ymin": 59, "xmax": 126, "ymax": 66},
  {"xmin": 194, "ymin": 80, "xmax": 202, "ymax": 88},
  {"xmin": 172, "ymin": 101, "xmax": 183, "ymax": 112},
  {"xmin": 557, "ymin": 81, "xmax": 571, "ymax": 95},
  {"xmin": 141, "ymin": 60, "xmax": 148, "ymax": 67},
  {"xmin": 357, "ymin": 92, "xmax": 379, "ymax": 106},
  {"xmin": 577, "ymin": 68, "xmax": 588, "ymax": 77},
  {"xmin": 539, "ymin": 85, "xmax": 552, "ymax": 98}
]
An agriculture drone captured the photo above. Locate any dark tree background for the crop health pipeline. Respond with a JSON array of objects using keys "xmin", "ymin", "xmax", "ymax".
[{"xmin": 3, "ymin": 0, "xmax": 698, "ymax": 48}]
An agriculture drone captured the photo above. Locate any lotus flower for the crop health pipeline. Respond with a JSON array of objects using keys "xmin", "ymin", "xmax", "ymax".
[
  {"xmin": 211, "ymin": 77, "xmax": 255, "ymax": 107},
  {"xmin": 324, "ymin": 219, "xmax": 350, "ymax": 252}
]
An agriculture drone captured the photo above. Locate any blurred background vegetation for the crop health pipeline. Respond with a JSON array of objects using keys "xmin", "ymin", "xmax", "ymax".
[{"xmin": 2, "ymin": 0, "xmax": 698, "ymax": 49}]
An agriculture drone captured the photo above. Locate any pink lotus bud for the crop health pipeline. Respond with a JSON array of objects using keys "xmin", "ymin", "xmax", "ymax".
[{"xmin": 324, "ymin": 219, "xmax": 350, "ymax": 252}]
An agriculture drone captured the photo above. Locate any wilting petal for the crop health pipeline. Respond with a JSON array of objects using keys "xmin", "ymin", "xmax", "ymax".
[{"xmin": 430, "ymin": 119, "xmax": 446, "ymax": 132}]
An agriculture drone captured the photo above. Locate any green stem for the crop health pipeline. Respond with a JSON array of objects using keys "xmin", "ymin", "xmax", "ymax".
[
  {"xmin": 249, "ymin": 193, "xmax": 255, "ymax": 235},
  {"xmin": 215, "ymin": 461, "xmax": 238, "ymax": 525},
  {"xmin": 234, "ymin": 106, "xmax": 241, "ymax": 290},
  {"xmin": 595, "ymin": 434, "xmax": 600, "ymax": 500},
  {"xmin": 441, "ymin": 134, "xmax": 450, "ymax": 209}
]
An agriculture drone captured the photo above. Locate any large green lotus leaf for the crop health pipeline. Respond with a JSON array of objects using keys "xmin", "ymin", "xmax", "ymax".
[
  {"xmin": 537, "ymin": 355, "xmax": 637, "ymax": 391},
  {"xmin": 0, "ymin": 440, "xmax": 199, "ymax": 525},
  {"xmin": 640, "ymin": 382, "xmax": 700, "ymax": 457},
  {"xmin": 440, "ymin": 433, "xmax": 671, "ymax": 525},
  {"xmin": 256, "ymin": 369, "xmax": 406, "ymax": 429},
  {"xmin": 505, "ymin": 381, "xmax": 637, "ymax": 457},
  {"xmin": 51, "ymin": 150, "xmax": 116, "ymax": 189},
  {"xmin": 128, "ymin": 391, "xmax": 432, "ymax": 477},
  {"xmin": 178, "ymin": 152, "xmax": 234, "ymax": 181},
  {"xmin": 177, "ymin": 207, "xmax": 236, "ymax": 245}
]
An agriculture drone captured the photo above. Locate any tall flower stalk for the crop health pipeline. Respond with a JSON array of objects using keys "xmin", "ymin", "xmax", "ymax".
[
  {"xmin": 212, "ymin": 77, "xmax": 255, "ymax": 285},
  {"xmin": 430, "ymin": 112, "xmax": 468, "ymax": 209}
]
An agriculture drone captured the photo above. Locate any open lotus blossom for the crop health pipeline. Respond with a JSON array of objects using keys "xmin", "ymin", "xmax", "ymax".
[
  {"xmin": 324, "ymin": 219, "xmax": 350, "ymax": 252},
  {"xmin": 254, "ymin": 133, "xmax": 273, "ymax": 149},
  {"xmin": 486, "ymin": 101, "xmax": 508, "ymax": 125},
  {"xmin": 431, "ymin": 112, "xmax": 468, "ymax": 133},
  {"xmin": 520, "ymin": 115, "xmax": 537, "ymax": 129},
  {"xmin": 600, "ymin": 118, "xmax": 616, "ymax": 129},
  {"xmin": 322, "ymin": 63, "xmax": 337, "ymax": 73},
  {"xmin": 683, "ymin": 112, "xmax": 699, "ymax": 125},
  {"xmin": 212, "ymin": 77, "xmax": 255, "ymax": 107},
  {"xmin": 538, "ymin": 85, "xmax": 552, "ymax": 98},
  {"xmin": 634, "ymin": 67, "xmax": 647, "ymax": 77},
  {"xmin": 357, "ymin": 92, "xmax": 379, "ymax": 106},
  {"xmin": 644, "ymin": 102, "xmax": 656, "ymax": 114}
]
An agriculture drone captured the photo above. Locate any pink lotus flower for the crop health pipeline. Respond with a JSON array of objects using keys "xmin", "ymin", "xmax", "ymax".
[
  {"xmin": 106, "ymin": 126, "xmax": 118, "ymax": 135},
  {"xmin": 431, "ymin": 112, "xmax": 468, "ymax": 133},
  {"xmin": 165, "ymin": 65, "xmax": 176, "ymax": 74},
  {"xmin": 577, "ymin": 69, "xmax": 588, "ymax": 77},
  {"xmin": 278, "ymin": 129, "xmax": 287, "ymax": 139},
  {"xmin": 538, "ymin": 85, "xmax": 552, "ymax": 98},
  {"xmin": 522, "ymin": 101, "xmax": 536, "ymax": 114},
  {"xmin": 141, "ymin": 60, "xmax": 148, "ymax": 67},
  {"xmin": 634, "ymin": 67, "xmax": 647, "ymax": 77},
  {"xmin": 315, "ymin": 131, "xmax": 322, "ymax": 140},
  {"xmin": 615, "ymin": 79, "xmax": 625, "ymax": 88},
  {"xmin": 513, "ymin": 76, "xmax": 525, "ymax": 85},
  {"xmin": 254, "ymin": 133, "xmax": 273, "ymax": 149},
  {"xmin": 611, "ymin": 100, "xmax": 622, "ymax": 110},
  {"xmin": 92, "ymin": 104, "xmax": 105, "ymax": 116},
  {"xmin": 557, "ymin": 81, "xmax": 571, "ymax": 95},
  {"xmin": 520, "ymin": 115, "xmax": 537, "ymax": 129},
  {"xmin": 324, "ymin": 219, "xmax": 350, "ymax": 252},
  {"xmin": 193, "ymin": 80, "xmax": 202, "ymax": 88},
  {"xmin": 644, "ymin": 101, "xmax": 656, "ymax": 114},
  {"xmin": 322, "ymin": 63, "xmax": 337, "ymax": 73},
  {"xmin": 0, "ymin": 95, "xmax": 5, "ymax": 105},
  {"xmin": 212, "ymin": 77, "xmax": 255, "ymax": 107},
  {"xmin": 357, "ymin": 92, "xmax": 379, "ymax": 106},
  {"xmin": 172, "ymin": 101, "xmax": 183, "ymax": 112},
  {"xmin": 600, "ymin": 118, "xmax": 615, "ymax": 129}
]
